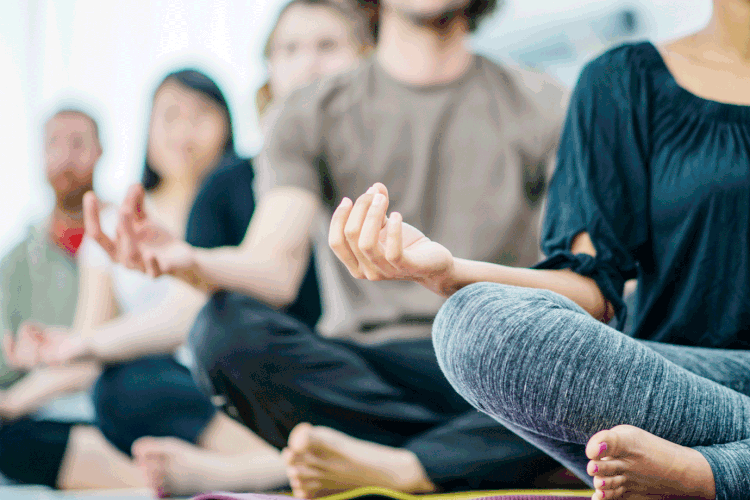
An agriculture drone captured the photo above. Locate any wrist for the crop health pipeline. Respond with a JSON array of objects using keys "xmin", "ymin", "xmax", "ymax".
[
  {"xmin": 0, "ymin": 390, "xmax": 22, "ymax": 421},
  {"xmin": 79, "ymin": 332, "xmax": 100, "ymax": 361},
  {"xmin": 421, "ymin": 259, "xmax": 458, "ymax": 298}
]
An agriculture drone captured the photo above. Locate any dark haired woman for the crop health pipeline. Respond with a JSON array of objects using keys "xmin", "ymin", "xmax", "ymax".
[
  {"xmin": 35, "ymin": 69, "xmax": 291, "ymax": 497},
  {"xmin": 332, "ymin": 0, "xmax": 750, "ymax": 498}
]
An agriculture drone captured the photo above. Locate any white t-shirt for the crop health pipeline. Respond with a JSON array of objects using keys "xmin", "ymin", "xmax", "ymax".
[{"xmin": 79, "ymin": 206, "xmax": 194, "ymax": 367}]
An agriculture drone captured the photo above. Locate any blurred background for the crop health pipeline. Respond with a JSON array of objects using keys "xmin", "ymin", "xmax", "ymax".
[{"xmin": 0, "ymin": 0, "xmax": 712, "ymax": 257}]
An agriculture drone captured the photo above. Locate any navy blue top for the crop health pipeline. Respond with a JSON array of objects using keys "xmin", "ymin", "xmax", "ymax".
[
  {"xmin": 185, "ymin": 154, "xmax": 322, "ymax": 330},
  {"xmin": 536, "ymin": 42, "xmax": 750, "ymax": 349}
]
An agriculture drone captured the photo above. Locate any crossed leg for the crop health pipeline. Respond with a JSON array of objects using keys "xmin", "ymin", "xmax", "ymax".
[{"xmin": 433, "ymin": 283, "xmax": 750, "ymax": 500}]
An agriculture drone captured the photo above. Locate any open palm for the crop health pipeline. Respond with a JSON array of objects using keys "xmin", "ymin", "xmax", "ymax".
[{"xmin": 84, "ymin": 186, "xmax": 192, "ymax": 278}]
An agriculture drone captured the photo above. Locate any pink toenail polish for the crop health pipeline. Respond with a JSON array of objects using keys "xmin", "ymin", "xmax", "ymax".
[
  {"xmin": 593, "ymin": 464, "xmax": 598, "ymax": 474},
  {"xmin": 599, "ymin": 442, "xmax": 608, "ymax": 456},
  {"xmin": 602, "ymin": 480, "xmax": 605, "ymax": 488},
  {"xmin": 156, "ymin": 487, "xmax": 167, "ymax": 499}
]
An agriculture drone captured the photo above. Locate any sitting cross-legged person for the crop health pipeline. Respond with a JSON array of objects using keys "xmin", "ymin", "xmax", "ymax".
[
  {"xmin": 21, "ymin": 70, "xmax": 295, "ymax": 497},
  {"xmin": 82, "ymin": 0, "xmax": 578, "ymax": 496},
  {"xmin": 331, "ymin": 1, "xmax": 750, "ymax": 499},
  {"xmin": 0, "ymin": 106, "xmax": 148, "ymax": 490}
]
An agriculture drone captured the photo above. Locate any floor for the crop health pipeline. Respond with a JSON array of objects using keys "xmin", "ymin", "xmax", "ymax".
[{"xmin": 0, "ymin": 487, "xmax": 184, "ymax": 500}]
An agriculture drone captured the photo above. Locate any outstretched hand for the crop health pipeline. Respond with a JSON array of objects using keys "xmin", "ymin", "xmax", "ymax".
[
  {"xmin": 83, "ymin": 185, "xmax": 194, "ymax": 279},
  {"xmin": 328, "ymin": 183, "xmax": 454, "ymax": 294}
]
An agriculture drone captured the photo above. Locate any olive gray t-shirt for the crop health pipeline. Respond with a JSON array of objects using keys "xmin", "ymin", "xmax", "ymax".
[{"xmin": 261, "ymin": 54, "xmax": 567, "ymax": 341}]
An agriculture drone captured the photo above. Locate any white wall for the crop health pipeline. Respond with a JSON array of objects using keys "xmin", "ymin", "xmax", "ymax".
[{"xmin": 0, "ymin": 0, "xmax": 713, "ymax": 257}]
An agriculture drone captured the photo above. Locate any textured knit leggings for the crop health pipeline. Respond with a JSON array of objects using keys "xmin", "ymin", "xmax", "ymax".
[{"xmin": 433, "ymin": 283, "xmax": 750, "ymax": 500}]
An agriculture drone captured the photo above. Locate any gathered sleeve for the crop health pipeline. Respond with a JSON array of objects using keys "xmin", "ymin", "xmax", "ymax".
[{"xmin": 534, "ymin": 46, "xmax": 651, "ymax": 328}]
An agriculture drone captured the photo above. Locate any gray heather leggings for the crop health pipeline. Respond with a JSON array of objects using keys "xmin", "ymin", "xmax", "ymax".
[{"xmin": 432, "ymin": 283, "xmax": 750, "ymax": 500}]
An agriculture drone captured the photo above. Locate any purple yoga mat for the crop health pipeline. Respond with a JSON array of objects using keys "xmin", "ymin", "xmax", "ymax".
[{"xmin": 191, "ymin": 494, "xmax": 591, "ymax": 500}]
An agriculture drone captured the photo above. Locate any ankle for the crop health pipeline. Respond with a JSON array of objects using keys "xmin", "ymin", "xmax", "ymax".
[{"xmin": 679, "ymin": 449, "xmax": 715, "ymax": 500}]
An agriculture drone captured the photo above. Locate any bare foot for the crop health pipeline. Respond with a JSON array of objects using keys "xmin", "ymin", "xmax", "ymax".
[
  {"xmin": 283, "ymin": 423, "xmax": 437, "ymax": 499},
  {"xmin": 132, "ymin": 436, "xmax": 286, "ymax": 497},
  {"xmin": 585, "ymin": 425, "xmax": 715, "ymax": 500}
]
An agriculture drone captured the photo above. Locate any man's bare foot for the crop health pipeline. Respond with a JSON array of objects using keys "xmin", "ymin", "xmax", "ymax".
[
  {"xmin": 283, "ymin": 423, "xmax": 437, "ymax": 499},
  {"xmin": 132, "ymin": 436, "xmax": 286, "ymax": 497},
  {"xmin": 586, "ymin": 425, "xmax": 715, "ymax": 500}
]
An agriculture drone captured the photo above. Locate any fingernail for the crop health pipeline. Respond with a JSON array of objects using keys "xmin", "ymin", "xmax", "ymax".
[
  {"xmin": 599, "ymin": 442, "xmax": 608, "ymax": 456},
  {"xmin": 373, "ymin": 194, "xmax": 385, "ymax": 205}
]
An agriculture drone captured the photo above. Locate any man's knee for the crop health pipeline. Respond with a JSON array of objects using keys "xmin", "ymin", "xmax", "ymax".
[{"xmin": 189, "ymin": 292, "xmax": 274, "ymax": 373}]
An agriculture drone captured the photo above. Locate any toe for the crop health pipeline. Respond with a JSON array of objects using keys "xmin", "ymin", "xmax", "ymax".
[
  {"xmin": 281, "ymin": 448, "xmax": 295, "ymax": 466},
  {"xmin": 587, "ymin": 458, "xmax": 624, "ymax": 477},
  {"xmin": 289, "ymin": 464, "xmax": 323, "ymax": 481},
  {"xmin": 132, "ymin": 436, "xmax": 159, "ymax": 458},
  {"xmin": 288, "ymin": 423, "xmax": 314, "ymax": 452},
  {"xmin": 587, "ymin": 425, "xmax": 640, "ymax": 460},
  {"xmin": 586, "ymin": 429, "xmax": 615, "ymax": 460},
  {"xmin": 594, "ymin": 474, "xmax": 625, "ymax": 490},
  {"xmin": 293, "ymin": 478, "xmax": 322, "ymax": 499}
]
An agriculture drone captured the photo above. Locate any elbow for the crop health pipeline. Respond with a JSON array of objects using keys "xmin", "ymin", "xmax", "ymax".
[{"xmin": 269, "ymin": 282, "xmax": 299, "ymax": 309}]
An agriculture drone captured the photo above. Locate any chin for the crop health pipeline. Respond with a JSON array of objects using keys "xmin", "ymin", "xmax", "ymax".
[{"xmin": 402, "ymin": 0, "xmax": 470, "ymax": 20}]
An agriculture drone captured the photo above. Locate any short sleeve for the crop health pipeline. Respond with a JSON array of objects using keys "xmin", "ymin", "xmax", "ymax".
[
  {"xmin": 534, "ymin": 45, "xmax": 651, "ymax": 328},
  {"xmin": 186, "ymin": 155, "xmax": 256, "ymax": 249},
  {"xmin": 260, "ymin": 80, "xmax": 328, "ymax": 194}
]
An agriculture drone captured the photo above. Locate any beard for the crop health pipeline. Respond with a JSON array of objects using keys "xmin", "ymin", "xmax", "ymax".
[
  {"xmin": 57, "ymin": 181, "xmax": 94, "ymax": 213},
  {"xmin": 401, "ymin": 0, "xmax": 468, "ymax": 28}
]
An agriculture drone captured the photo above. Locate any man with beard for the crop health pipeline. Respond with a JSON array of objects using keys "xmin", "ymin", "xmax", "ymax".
[
  {"xmin": 0, "ymin": 108, "xmax": 146, "ymax": 490},
  {"xmin": 85, "ymin": 0, "xmax": 574, "ymax": 496}
]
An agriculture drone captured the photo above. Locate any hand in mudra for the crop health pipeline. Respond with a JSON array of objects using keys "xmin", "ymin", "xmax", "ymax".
[
  {"xmin": 84, "ymin": 185, "xmax": 193, "ymax": 279},
  {"xmin": 329, "ymin": 183, "xmax": 454, "ymax": 293}
]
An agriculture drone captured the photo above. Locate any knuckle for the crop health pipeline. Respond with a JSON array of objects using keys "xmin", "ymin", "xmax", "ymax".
[
  {"xmin": 364, "ymin": 270, "xmax": 383, "ymax": 281},
  {"xmin": 343, "ymin": 227, "xmax": 360, "ymax": 241}
]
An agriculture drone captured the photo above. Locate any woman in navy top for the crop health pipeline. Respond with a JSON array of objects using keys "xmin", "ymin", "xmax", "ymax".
[{"xmin": 329, "ymin": 1, "xmax": 750, "ymax": 498}]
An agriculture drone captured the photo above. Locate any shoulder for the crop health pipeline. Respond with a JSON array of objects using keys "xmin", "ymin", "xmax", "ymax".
[
  {"xmin": 201, "ymin": 155, "xmax": 254, "ymax": 190},
  {"xmin": 575, "ymin": 41, "xmax": 657, "ymax": 99},
  {"xmin": 477, "ymin": 55, "xmax": 569, "ymax": 116},
  {"xmin": 0, "ymin": 235, "xmax": 31, "ymax": 282},
  {"xmin": 281, "ymin": 58, "xmax": 374, "ymax": 119}
]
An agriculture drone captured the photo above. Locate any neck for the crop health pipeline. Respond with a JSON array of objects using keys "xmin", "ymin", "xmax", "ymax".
[
  {"xmin": 702, "ymin": 0, "xmax": 750, "ymax": 61},
  {"xmin": 150, "ymin": 176, "xmax": 199, "ymax": 219},
  {"xmin": 376, "ymin": 8, "xmax": 473, "ymax": 86},
  {"xmin": 52, "ymin": 196, "xmax": 85, "ymax": 224}
]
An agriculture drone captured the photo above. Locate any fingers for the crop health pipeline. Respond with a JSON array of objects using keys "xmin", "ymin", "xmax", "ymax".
[
  {"xmin": 384, "ymin": 212, "xmax": 404, "ymax": 267},
  {"xmin": 142, "ymin": 250, "xmax": 163, "ymax": 279},
  {"xmin": 116, "ymin": 210, "xmax": 146, "ymax": 273},
  {"xmin": 123, "ymin": 184, "xmax": 147, "ymax": 222},
  {"xmin": 358, "ymin": 193, "xmax": 397, "ymax": 277},
  {"xmin": 344, "ymin": 191, "xmax": 382, "ymax": 280},
  {"xmin": 83, "ymin": 191, "xmax": 117, "ymax": 259},
  {"xmin": 14, "ymin": 322, "xmax": 43, "ymax": 368},
  {"xmin": 329, "ymin": 198, "xmax": 363, "ymax": 278},
  {"xmin": 3, "ymin": 331, "xmax": 19, "ymax": 369}
]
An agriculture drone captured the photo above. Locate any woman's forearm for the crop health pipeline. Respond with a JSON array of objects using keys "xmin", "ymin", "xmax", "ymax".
[
  {"xmin": 438, "ymin": 258, "xmax": 612, "ymax": 321},
  {"xmin": 1, "ymin": 364, "xmax": 100, "ymax": 419},
  {"xmin": 83, "ymin": 287, "xmax": 206, "ymax": 363}
]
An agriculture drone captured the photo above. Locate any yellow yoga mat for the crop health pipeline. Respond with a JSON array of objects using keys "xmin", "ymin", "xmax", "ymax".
[{"xmin": 192, "ymin": 486, "xmax": 594, "ymax": 500}]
